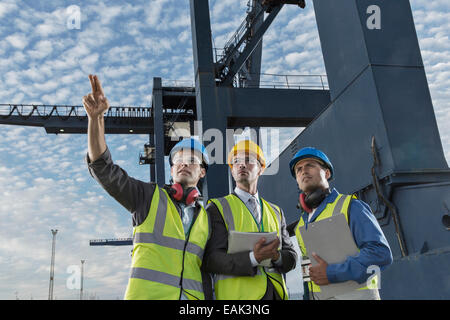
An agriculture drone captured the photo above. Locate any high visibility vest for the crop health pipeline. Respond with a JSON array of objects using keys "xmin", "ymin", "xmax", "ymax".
[
  {"xmin": 209, "ymin": 194, "xmax": 289, "ymax": 300},
  {"xmin": 124, "ymin": 187, "xmax": 210, "ymax": 300},
  {"xmin": 295, "ymin": 193, "xmax": 378, "ymax": 297}
]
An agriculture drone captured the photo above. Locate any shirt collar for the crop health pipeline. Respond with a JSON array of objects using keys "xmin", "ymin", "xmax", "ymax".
[{"xmin": 234, "ymin": 186, "xmax": 259, "ymax": 204}]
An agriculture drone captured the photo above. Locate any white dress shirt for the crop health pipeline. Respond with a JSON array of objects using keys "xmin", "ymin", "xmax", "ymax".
[
  {"xmin": 234, "ymin": 187, "xmax": 262, "ymax": 226},
  {"xmin": 234, "ymin": 187, "xmax": 282, "ymax": 267}
]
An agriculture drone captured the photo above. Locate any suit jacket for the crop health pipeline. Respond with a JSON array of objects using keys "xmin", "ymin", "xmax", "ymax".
[{"xmin": 202, "ymin": 192, "xmax": 297, "ymax": 300}]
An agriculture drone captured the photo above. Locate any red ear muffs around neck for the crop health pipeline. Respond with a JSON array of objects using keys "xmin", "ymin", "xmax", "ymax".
[
  {"xmin": 169, "ymin": 183, "xmax": 199, "ymax": 205},
  {"xmin": 185, "ymin": 187, "xmax": 199, "ymax": 205},
  {"xmin": 171, "ymin": 183, "xmax": 184, "ymax": 201},
  {"xmin": 299, "ymin": 193, "xmax": 312, "ymax": 213}
]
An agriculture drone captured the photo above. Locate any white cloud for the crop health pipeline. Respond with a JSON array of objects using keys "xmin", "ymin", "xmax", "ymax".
[
  {"xmin": 41, "ymin": 87, "xmax": 71, "ymax": 104},
  {"xmin": 5, "ymin": 33, "xmax": 29, "ymax": 50},
  {"xmin": 34, "ymin": 7, "xmax": 69, "ymax": 38},
  {"xmin": 0, "ymin": 2, "xmax": 17, "ymax": 19},
  {"xmin": 77, "ymin": 22, "xmax": 115, "ymax": 48},
  {"xmin": 28, "ymin": 40, "xmax": 53, "ymax": 59},
  {"xmin": 33, "ymin": 79, "xmax": 59, "ymax": 92},
  {"xmin": 102, "ymin": 65, "xmax": 135, "ymax": 79},
  {"xmin": 143, "ymin": 0, "xmax": 167, "ymax": 28},
  {"xmin": 285, "ymin": 52, "xmax": 310, "ymax": 67},
  {"xmin": 77, "ymin": 53, "xmax": 99, "ymax": 74}
]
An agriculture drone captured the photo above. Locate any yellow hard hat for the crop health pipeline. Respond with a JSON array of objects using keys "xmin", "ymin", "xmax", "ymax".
[{"xmin": 227, "ymin": 140, "xmax": 266, "ymax": 168}]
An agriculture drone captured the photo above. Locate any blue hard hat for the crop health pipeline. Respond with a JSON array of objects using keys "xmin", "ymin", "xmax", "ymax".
[
  {"xmin": 169, "ymin": 138, "xmax": 209, "ymax": 170},
  {"xmin": 289, "ymin": 147, "xmax": 334, "ymax": 180}
]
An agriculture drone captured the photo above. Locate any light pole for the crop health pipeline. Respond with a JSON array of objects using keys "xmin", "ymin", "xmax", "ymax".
[
  {"xmin": 80, "ymin": 260, "xmax": 85, "ymax": 300},
  {"xmin": 48, "ymin": 229, "xmax": 58, "ymax": 300}
]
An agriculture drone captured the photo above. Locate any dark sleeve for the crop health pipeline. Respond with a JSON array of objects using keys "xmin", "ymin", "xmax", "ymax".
[
  {"xmin": 201, "ymin": 202, "xmax": 257, "ymax": 276},
  {"xmin": 86, "ymin": 147, "xmax": 157, "ymax": 227},
  {"xmin": 277, "ymin": 208, "xmax": 298, "ymax": 274}
]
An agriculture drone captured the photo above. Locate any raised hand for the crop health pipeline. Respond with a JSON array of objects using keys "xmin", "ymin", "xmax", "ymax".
[{"xmin": 82, "ymin": 74, "xmax": 110, "ymax": 119}]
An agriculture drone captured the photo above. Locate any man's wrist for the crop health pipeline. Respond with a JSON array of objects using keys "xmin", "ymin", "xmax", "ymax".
[
  {"xmin": 88, "ymin": 114, "xmax": 105, "ymax": 121},
  {"xmin": 271, "ymin": 251, "xmax": 282, "ymax": 264},
  {"xmin": 249, "ymin": 251, "xmax": 260, "ymax": 267}
]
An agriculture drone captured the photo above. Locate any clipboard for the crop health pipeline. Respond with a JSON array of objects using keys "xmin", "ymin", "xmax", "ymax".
[
  {"xmin": 227, "ymin": 230, "xmax": 279, "ymax": 267},
  {"xmin": 299, "ymin": 214, "xmax": 366, "ymax": 299}
]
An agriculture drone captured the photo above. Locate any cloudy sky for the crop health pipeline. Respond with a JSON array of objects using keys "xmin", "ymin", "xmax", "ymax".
[{"xmin": 0, "ymin": 0, "xmax": 448, "ymax": 299}]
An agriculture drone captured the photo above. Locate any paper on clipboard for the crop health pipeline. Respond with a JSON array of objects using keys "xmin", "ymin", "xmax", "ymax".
[
  {"xmin": 227, "ymin": 231, "xmax": 279, "ymax": 267},
  {"xmin": 300, "ymin": 214, "xmax": 366, "ymax": 299}
]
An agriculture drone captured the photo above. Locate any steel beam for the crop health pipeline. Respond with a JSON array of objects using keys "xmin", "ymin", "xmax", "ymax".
[
  {"xmin": 190, "ymin": 0, "xmax": 229, "ymax": 200},
  {"xmin": 224, "ymin": 87, "xmax": 330, "ymax": 127},
  {"xmin": 152, "ymin": 77, "xmax": 166, "ymax": 186},
  {"xmin": 149, "ymin": 133, "xmax": 156, "ymax": 182},
  {"xmin": 243, "ymin": 0, "xmax": 264, "ymax": 88}
]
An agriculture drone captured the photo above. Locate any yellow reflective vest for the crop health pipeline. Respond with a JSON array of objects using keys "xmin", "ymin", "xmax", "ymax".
[
  {"xmin": 124, "ymin": 187, "xmax": 210, "ymax": 300},
  {"xmin": 209, "ymin": 194, "xmax": 289, "ymax": 300},
  {"xmin": 295, "ymin": 193, "xmax": 378, "ymax": 296}
]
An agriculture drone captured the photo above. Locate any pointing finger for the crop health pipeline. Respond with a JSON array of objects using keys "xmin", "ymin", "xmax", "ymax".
[
  {"xmin": 94, "ymin": 75, "xmax": 104, "ymax": 97},
  {"xmin": 89, "ymin": 74, "xmax": 97, "ymax": 94}
]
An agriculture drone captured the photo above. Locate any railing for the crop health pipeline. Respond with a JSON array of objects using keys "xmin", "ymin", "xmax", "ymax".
[
  {"xmin": 0, "ymin": 104, "xmax": 152, "ymax": 119},
  {"xmin": 237, "ymin": 73, "xmax": 329, "ymax": 90},
  {"xmin": 159, "ymin": 73, "xmax": 329, "ymax": 90},
  {"xmin": 161, "ymin": 79, "xmax": 195, "ymax": 88}
]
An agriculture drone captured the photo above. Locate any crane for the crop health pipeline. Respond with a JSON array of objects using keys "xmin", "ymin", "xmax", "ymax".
[{"xmin": 89, "ymin": 238, "xmax": 133, "ymax": 246}]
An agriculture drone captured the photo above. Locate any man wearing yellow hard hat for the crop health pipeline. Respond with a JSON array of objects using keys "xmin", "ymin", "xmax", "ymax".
[{"xmin": 202, "ymin": 140, "xmax": 297, "ymax": 300}]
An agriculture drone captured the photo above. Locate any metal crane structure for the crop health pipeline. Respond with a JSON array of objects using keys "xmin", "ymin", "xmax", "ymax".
[
  {"xmin": 190, "ymin": 0, "xmax": 330, "ymax": 200},
  {"xmin": 1, "ymin": 0, "xmax": 449, "ymax": 299},
  {"xmin": 189, "ymin": 0, "xmax": 450, "ymax": 299},
  {"xmin": 89, "ymin": 238, "xmax": 133, "ymax": 246}
]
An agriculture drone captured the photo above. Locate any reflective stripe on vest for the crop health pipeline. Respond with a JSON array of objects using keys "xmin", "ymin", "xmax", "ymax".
[
  {"xmin": 295, "ymin": 193, "xmax": 377, "ymax": 296},
  {"xmin": 124, "ymin": 187, "xmax": 209, "ymax": 300},
  {"xmin": 129, "ymin": 267, "xmax": 203, "ymax": 293},
  {"xmin": 209, "ymin": 195, "xmax": 288, "ymax": 300},
  {"xmin": 133, "ymin": 233, "xmax": 204, "ymax": 258}
]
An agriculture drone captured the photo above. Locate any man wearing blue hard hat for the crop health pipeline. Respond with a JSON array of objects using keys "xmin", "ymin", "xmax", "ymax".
[
  {"xmin": 84, "ymin": 74, "xmax": 211, "ymax": 300},
  {"xmin": 289, "ymin": 147, "xmax": 393, "ymax": 300}
]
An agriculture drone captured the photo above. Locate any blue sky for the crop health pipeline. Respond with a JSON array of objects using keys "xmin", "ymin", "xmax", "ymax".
[{"xmin": 0, "ymin": 0, "xmax": 448, "ymax": 299}]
